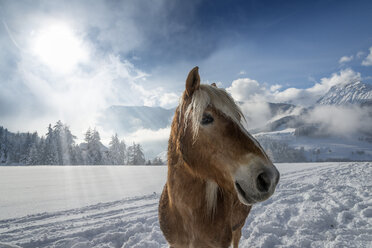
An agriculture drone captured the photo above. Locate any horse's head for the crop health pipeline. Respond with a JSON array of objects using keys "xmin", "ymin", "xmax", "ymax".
[{"xmin": 172, "ymin": 67, "xmax": 279, "ymax": 206}]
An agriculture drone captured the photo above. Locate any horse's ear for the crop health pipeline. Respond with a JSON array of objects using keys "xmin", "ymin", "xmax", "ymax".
[
  {"xmin": 211, "ymin": 83, "xmax": 217, "ymax": 87},
  {"xmin": 185, "ymin": 66, "xmax": 200, "ymax": 97}
]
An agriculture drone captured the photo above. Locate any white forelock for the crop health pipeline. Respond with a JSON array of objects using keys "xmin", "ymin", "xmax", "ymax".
[{"xmin": 179, "ymin": 84, "xmax": 244, "ymax": 140}]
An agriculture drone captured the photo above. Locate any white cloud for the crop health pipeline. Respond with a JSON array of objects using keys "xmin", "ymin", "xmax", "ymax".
[
  {"xmin": 362, "ymin": 47, "xmax": 372, "ymax": 66},
  {"xmin": 22, "ymin": 55, "xmax": 141, "ymax": 128},
  {"xmin": 274, "ymin": 68, "xmax": 361, "ymax": 105},
  {"xmin": 130, "ymin": 83, "xmax": 180, "ymax": 109},
  {"xmin": 226, "ymin": 78, "xmax": 265, "ymax": 102},
  {"xmin": 356, "ymin": 51, "xmax": 364, "ymax": 58},
  {"xmin": 225, "ymin": 68, "xmax": 361, "ymax": 107},
  {"xmin": 307, "ymin": 68, "xmax": 361, "ymax": 94},
  {"xmin": 240, "ymin": 101, "xmax": 271, "ymax": 130},
  {"xmin": 339, "ymin": 55, "xmax": 353, "ymax": 64},
  {"xmin": 272, "ymin": 87, "xmax": 311, "ymax": 105},
  {"xmin": 305, "ymin": 105, "xmax": 372, "ymax": 137},
  {"xmin": 270, "ymin": 84, "xmax": 282, "ymax": 92},
  {"xmin": 159, "ymin": 93, "xmax": 179, "ymax": 108}
]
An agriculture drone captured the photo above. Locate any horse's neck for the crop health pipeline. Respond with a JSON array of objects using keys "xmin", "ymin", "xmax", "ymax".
[
  {"xmin": 166, "ymin": 160, "xmax": 243, "ymax": 236},
  {"xmin": 167, "ymin": 159, "xmax": 207, "ymax": 210},
  {"xmin": 166, "ymin": 128, "xmax": 232, "ymax": 217}
]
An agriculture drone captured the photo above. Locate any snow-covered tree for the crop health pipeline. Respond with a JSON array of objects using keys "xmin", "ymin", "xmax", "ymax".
[
  {"xmin": 70, "ymin": 144, "xmax": 84, "ymax": 165},
  {"xmin": 27, "ymin": 143, "xmax": 39, "ymax": 165},
  {"xmin": 152, "ymin": 157, "xmax": 165, "ymax": 165},
  {"xmin": 0, "ymin": 124, "xmax": 148, "ymax": 165},
  {"xmin": 119, "ymin": 140, "xmax": 126, "ymax": 164},
  {"xmin": 107, "ymin": 134, "xmax": 127, "ymax": 165},
  {"xmin": 127, "ymin": 143, "xmax": 145, "ymax": 165},
  {"xmin": 51, "ymin": 121, "xmax": 77, "ymax": 165},
  {"xmin": 44, "ymin": 124, "xmax": 58, "ymax": 165},
  {"xmin": 85, "ymin": 128, "xmax": 104, "ymax": 165}
]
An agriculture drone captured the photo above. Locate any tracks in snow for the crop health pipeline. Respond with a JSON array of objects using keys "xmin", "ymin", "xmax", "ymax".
[
  {"xmin": 241, "ymin": 162, "xmax": 372, "ymax": 248},
  {"xmin": 0, "ymin": 194, "xmax": 167, "ymax": 248}
]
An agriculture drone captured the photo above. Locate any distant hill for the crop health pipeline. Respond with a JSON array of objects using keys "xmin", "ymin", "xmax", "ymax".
[{"xmin": 98, "ymin": 105, "xmax": 175, "ymax": 134}]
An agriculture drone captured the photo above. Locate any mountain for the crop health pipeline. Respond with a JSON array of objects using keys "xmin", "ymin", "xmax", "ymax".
[
  {"xmin": 98, "ymin": 106, "xmax": 175, "ymax": 134},
  {"xmin": 317, "ymin": 81, "xmax": 372, "ymax": 105}
]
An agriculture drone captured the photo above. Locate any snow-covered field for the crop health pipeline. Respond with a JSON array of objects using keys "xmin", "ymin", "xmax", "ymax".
[{"xmin": 0, "ymin": 162, "xmax": 371, "ymax": 248}]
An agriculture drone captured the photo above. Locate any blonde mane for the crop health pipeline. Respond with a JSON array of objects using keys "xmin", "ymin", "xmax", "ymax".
[{"xmin": 179, "ymin": 84, "xmax": 245, "ymax": 140}]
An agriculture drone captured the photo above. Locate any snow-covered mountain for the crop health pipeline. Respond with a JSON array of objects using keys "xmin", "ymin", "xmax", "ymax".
[{"xmin": 317, "ymin": 81, "xmax": 372, "ymax": 105}]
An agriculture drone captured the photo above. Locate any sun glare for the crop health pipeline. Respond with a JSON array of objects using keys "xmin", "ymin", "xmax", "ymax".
[{"xmin": 30, "ymin": 22, "xmax": 89, "ymax": 74}]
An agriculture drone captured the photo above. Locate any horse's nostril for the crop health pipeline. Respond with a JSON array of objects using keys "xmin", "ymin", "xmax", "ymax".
[{"xmin": 256, "ymin": 172, "xmax": 270, "ymax": 193}]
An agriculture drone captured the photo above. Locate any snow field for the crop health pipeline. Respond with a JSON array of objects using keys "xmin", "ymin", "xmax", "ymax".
[
  {"xmin": 241, "ymin": 162, "xmax": 372, "ymax": 248},
  {"xmin": 0, "ymin": 195, "xmax": 165, "ymax": 248},
  {"xmin": 0, "ymin": 166, "xmax": 167, "ymax": 219},
  {"xmin": 0, "ymin": 162, "xmax": 371, "ymax": 247}
]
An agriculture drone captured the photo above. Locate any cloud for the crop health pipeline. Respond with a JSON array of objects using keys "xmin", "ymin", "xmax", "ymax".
[
  {"xmin": 272, "ymin": 87, "xmax": 312, "ymax": 105},
  {"xmin": 239, "ymin": 101, "xmax": 271, "ymax": 130},
  {"xmin": 281, "ymin": 69, "xmax": 360, "ymax": 106},
  {"xmin": 5, "ymin": 51, "xmax": 148, "ymax": 136},
  {"xmin": 275, "ymin": 68, "xmax": 361, "ymax": 105},
  {"xmin": 125, "ymin": 127, "xmax": 171, "ymax": 159},
  {"xmin": 270, "ymin": 84, "xmax": 282, "ymax": 92},
  {"xmin": 356, "ymin": 51, "xmax": 365, "ymax": 58},
  {"xmin": 307, "ymin": 68, "xmax": 361, "ymax": 94},
  {"xmin": 226, "ymin": 78, "xmax": 266, "ymax": 102},
  {"xmin": 305, "ymin": 105, "xmax": 372, "ymax": 137},
  {"xmin": 339, "ymin": 55, "xmax": 353, "ymax": 64},
  {"xmin": 362, "ymin": 47, "xmax": 372, "ymax": 66},
  {"xmin": 130, "ymin": 83, "xmax": 180, "ymax": 108},
  {"xmin": 226, "ymin": 68, "xmax": 361, "ymax": 106}
]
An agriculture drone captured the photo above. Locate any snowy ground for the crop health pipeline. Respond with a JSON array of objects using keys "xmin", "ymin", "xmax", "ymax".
[{"xmin": 0, "ymin": 162, "xmax": 371, "ymax": 248}]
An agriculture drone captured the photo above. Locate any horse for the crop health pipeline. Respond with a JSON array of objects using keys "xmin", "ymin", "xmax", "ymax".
[{"xmin": 159, "ymin": 67, "xmax": 280, "ymax": 248}]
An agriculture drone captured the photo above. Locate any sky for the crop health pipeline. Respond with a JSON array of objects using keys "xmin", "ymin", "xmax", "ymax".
[{"xmin": 1, "ymin": 0, "xmax": 372, "ymax": 145}]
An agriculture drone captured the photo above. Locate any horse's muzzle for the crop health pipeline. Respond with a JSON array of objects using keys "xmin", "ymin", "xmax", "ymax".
[{"xmin": 234, "ymin": 160, "xmax": 280, "ymax": 205}]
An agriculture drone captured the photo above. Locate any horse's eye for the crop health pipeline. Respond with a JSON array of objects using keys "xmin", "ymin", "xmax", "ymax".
[{"xmin": 201, "ymin": 113, "xmax": 214, "ymax": 125}]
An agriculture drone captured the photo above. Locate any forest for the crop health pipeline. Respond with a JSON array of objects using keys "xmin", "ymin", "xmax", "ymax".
[{"xmin": 0, "ymin": 121, "xmax": 165, "ymax": 165}]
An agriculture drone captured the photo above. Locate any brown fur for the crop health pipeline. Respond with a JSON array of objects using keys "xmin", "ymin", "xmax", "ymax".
[{"xmin": 159, "ymin": 67, "xmax": 272, "ymax": 248}]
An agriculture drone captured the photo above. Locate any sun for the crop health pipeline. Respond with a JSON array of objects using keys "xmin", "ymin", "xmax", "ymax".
[{"xmin": 30, "ymin": 22, "xmax": 89, "ymax": 74}]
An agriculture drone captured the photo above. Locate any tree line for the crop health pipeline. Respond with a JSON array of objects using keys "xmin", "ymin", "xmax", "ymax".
[{"xmin": 0, "ymin": 121, "xmax": 165, "ymax": 165}]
